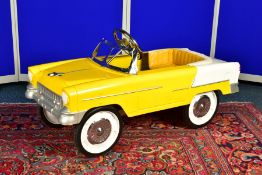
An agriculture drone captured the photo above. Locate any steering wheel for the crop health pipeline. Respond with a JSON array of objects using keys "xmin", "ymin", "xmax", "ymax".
[{"xmin": 113, "ymin": 29, "xmax": 142, "ymax": 54}]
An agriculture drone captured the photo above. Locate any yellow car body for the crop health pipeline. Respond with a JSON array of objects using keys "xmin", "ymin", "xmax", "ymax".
[
  {"xmin": 26, "ymin": 48, "xmax": 239, "ymax": 125},
  {"xmin": 25, "ymin": 29, "xmax": 241, "ymax": 155}
]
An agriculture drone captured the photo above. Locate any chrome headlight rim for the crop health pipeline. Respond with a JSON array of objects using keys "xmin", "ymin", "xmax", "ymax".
[{"xmin": 62, "ymin": 92, "xmax": 69, "ymax": 105}]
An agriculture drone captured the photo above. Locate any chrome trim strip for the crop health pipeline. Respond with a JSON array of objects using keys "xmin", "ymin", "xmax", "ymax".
[
  {"xmin": 83, "ymin": 86, "xmax": 162, "ymax": 101},
  {"xmin": 172, "ymin": 87, "xmax": 187, "ymax": 92}
]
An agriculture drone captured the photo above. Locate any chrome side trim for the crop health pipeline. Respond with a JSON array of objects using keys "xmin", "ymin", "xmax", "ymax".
[
  {"xmin": 172, "ymin": 87, "xmax": 187, "ymax": 92},
  {"xmin": 230, "ymin": 83, "xmax": 239, "ymax": 93},
  {"xmin": 83, "ymin": 86, "xmax": 162, "ymax": 101}
]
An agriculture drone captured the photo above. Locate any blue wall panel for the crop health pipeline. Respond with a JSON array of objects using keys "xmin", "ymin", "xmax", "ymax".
[
  {"xmin": 18, "ymin": 0, "xmax": 122, "ymax": 74},
  {"xmin": 216, "ymin": 0, "xmax": 262, "ymax": 75},
  {"xmin": 131, "ymin": 0, "xmax": 215, "ymax": 55},
  {"xmin": 0, "ymin": 0, "xmax": 15, "ymax": 76}
]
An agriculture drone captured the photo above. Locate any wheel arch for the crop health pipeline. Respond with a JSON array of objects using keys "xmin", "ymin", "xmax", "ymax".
[
  {"xmin": 82, "ymin": 104, "xmax": 128, "ymax": 121},
  {"xmin": 190, "ymin": 81, "xmax": 231, "ymax": 100}
]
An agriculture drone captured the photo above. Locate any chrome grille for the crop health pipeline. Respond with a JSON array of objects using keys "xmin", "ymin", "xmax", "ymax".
[{"xmin": 37, "ymin": 83, "xmax": 63, "ymax": 110}]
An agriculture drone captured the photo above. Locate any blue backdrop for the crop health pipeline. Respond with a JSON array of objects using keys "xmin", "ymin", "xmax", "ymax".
[
  {"xmin": 2, "ymin": 0, "xmax": 261, "ymax": 77},
  {"xmin": 216, "ymin": 0, "xmax": 262, "ymax": 75},
  {"xmin": 17, "ymin": 0, "xmax": 122, "ymax": 74},
  {"xmin": 130, "ymin": 0, "xmax": 215, "ymax": 55},
  {"xmin": 0, "ymin": 0, "xmax": 15, "ymax": 76}
]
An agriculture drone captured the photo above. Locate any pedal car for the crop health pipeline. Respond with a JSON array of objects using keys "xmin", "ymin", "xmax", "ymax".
[{"xmin": 26, "ymin": 29, "xmax": 240, "ymax": 155}]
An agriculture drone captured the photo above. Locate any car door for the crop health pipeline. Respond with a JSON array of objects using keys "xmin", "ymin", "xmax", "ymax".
[
  {"xmin": 135, "ymin": 69, "xmax": 168, "ymax": 110},
  {"xmin": 136, "ymin": 66, "xmax": 197, "ymax": 111}
]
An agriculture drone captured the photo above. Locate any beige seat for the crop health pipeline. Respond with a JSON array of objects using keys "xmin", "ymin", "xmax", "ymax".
[{"xmin": 148, "ymin": 49, "xmax": 204, "ymax": 69}]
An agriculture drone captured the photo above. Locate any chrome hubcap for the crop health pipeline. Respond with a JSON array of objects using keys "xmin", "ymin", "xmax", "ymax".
[
  {"xmin": 193, "ymin": 96, "xmax": 211, "ymax": 118},
  {"xmin": 87, "ymin": 119, "xmax": 111, "ymax": 144}
]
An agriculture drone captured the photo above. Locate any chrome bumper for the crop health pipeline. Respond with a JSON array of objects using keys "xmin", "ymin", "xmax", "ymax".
[
  {"xmin": 25, "ymin": 84, "xmax": 84, "ymax": 125},
  {"xmin": 230, "ymin": 83, "xmax": 239, "ymax": 93},
  {"xmin": 25, "ymin": 84, "xmax": 37, "ymax": 99}
]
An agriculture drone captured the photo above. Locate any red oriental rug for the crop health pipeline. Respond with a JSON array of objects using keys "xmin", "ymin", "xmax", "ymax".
[{"xmin": 0, "ymin": 103, "xmax": 261, "ymax": 175}]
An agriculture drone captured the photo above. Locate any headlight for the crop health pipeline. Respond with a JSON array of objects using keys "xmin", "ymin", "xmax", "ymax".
[
  {"xmin": 62, "ymin": 92, "xmax": 69, "ymax": 105},
  {"xmin": 28, "ymin": 71, "xmax": 33, "ymax": 82}
]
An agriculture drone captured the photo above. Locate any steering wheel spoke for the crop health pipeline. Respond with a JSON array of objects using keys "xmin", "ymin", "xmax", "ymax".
[{"xmin": 113, "ymin": 29, "xmax": 142, "ymax": 54}]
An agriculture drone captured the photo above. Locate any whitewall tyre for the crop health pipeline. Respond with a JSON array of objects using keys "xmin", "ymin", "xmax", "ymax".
[
  {"xmin": 184, "ymin": 91, "xmax": 219, "ymax": 128},
  {"xmin": 40, "ymin": 107, "xmax": 63, "ymax": 127},
  {"xmin": 75, "ymin": 107, "xmax": 123, "ymax": 156}
]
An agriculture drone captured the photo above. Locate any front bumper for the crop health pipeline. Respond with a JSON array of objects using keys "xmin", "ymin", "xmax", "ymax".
[{"xmin": 25, "ymin": 84, "xmax": 84, "ymax": 125}]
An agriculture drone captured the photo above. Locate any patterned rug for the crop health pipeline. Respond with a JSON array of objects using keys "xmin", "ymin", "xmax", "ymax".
[{"xmin": 0, "ymin": 103, "xmax": 261, "ymax": 175}]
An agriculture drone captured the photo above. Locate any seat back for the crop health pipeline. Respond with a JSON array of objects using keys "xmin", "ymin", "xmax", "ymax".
[
  {"xmin": 173, "ymin": 50, "xmax": 203, "ymax": 65},
  {"xmin": 148, "ymin": 49, "xmax": 174, "ymax": 69},
  {"xmin": 148, "ymin": 49, "xmax": 204, "ymax": 69}
]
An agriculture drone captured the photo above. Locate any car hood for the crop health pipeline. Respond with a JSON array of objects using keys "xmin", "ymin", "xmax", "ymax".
[{"xmin": 38, "ymin": 58, "xmax": 124, "ymax": 95}]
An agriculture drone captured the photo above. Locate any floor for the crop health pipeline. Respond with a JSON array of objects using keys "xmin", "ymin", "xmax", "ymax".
[{"xmin": 0, "ymin": 81, "xmax": 262, "ymax": 111}]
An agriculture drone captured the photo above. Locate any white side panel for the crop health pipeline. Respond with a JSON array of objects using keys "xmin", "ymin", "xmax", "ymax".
[{"xmin": 192, "ymin": 61, "xmax": 240, "ymax": 87}]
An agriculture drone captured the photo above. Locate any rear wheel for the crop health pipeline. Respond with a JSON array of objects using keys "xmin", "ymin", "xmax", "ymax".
[
  {"xmin": 184, "ymin": 91, "xmax": 219, "ymax": 128},
  {"xmin": 75, "ymin": 107, "xmax": 123, "ymax": 156}
]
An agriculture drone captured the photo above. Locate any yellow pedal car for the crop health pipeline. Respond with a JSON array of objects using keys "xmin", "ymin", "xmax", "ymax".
[{"xmin": 26, "ymin": 29, "xmax": 240, "ymax": 155}]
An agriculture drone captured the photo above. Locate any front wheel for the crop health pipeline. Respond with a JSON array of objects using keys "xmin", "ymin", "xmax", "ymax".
[
  {"xmin": 184, "ymin": 91, "xmax": 219, "ymax": 128},
  {"xmin": 75, "ymin": 107, "xmax": 123, "ymax": 156}
]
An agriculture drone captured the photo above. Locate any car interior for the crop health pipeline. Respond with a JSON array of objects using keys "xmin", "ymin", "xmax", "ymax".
[
  {"xmin": 139, "ymin": 48, "xmax": 205, "ymax": 70},
  {"xmin": 109, "ymin": 48, "xmax": 205, "ymax": 72}
]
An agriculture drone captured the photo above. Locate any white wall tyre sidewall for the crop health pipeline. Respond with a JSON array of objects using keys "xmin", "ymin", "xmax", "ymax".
[
  {"xmin": 188, "ymin": 91, "xmax": 217, "ymax": 126},
  {"xmin": 80, "ymin": 111, "xmax": 120, "ymax": 154}
]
